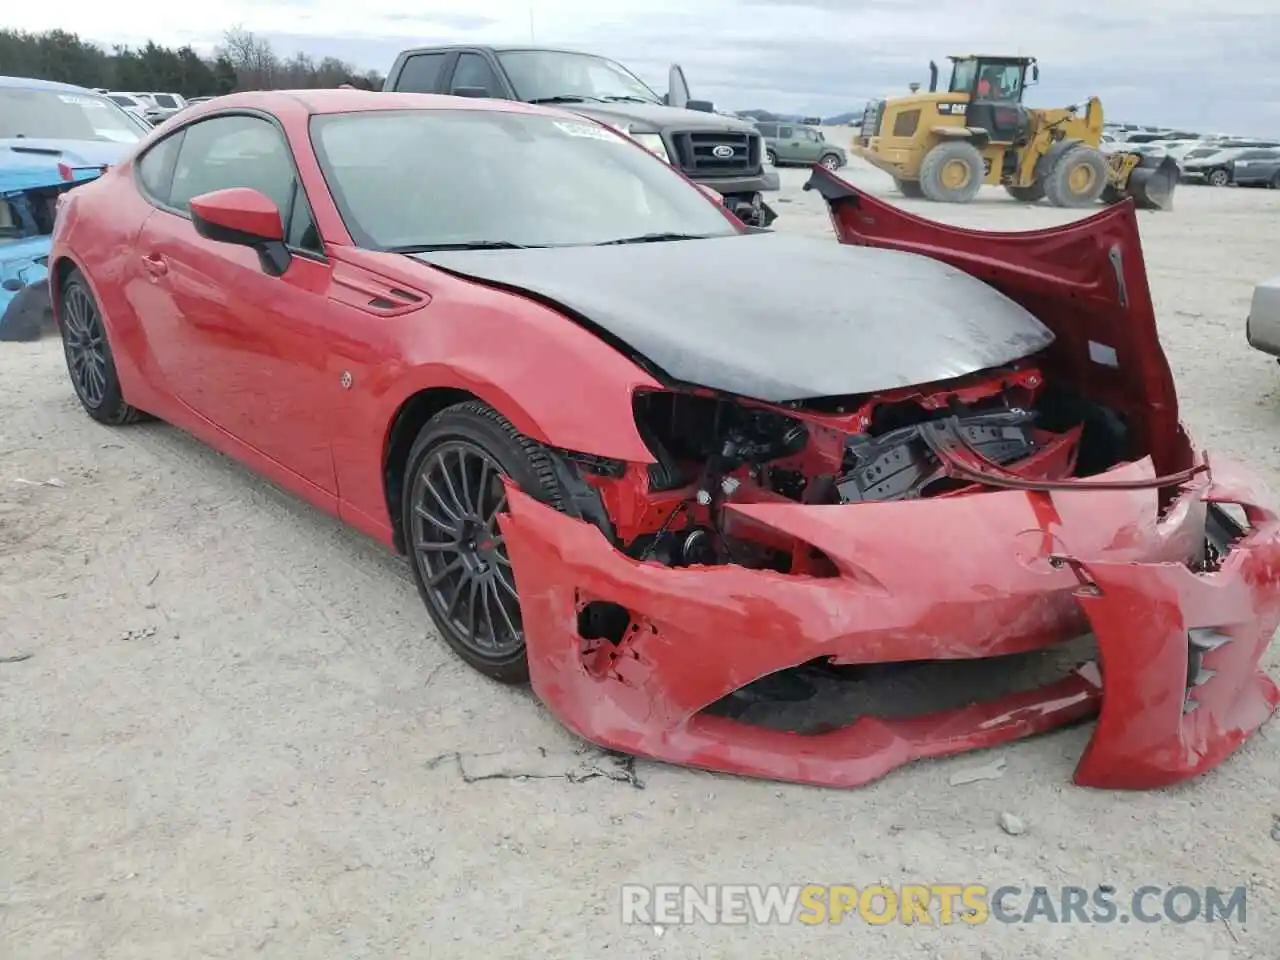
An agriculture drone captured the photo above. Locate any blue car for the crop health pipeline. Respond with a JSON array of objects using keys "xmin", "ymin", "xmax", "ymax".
[{"xmin": 1, "ymin": 76, "xmax": 148, "ymax": 340}]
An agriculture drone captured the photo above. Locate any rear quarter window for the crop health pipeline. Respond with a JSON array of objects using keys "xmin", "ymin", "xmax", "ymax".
[{"xmin": 395, "ymin": 52, "xmax": 448, "ymax": 93}]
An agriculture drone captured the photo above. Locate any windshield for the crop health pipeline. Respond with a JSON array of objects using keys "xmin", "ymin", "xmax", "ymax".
[
  {"xmin": 311, "ymin": 109, "xmax": 740, "ymax": 250},
  {"xmin": 0, "ymin": 87, "xmax": 145, "ymax": 143},
  {"xmin": 498, "ymin": 50, "xmax": 661, "ymax": 103}
]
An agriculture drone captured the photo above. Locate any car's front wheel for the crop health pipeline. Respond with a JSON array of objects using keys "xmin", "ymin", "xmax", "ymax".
[
  {"xmin": 58, "ymin": 269, "xmax": 146, "ymax": 425},
  {"xmin": 819, "ymin": 152, "xmax": 842, "ymax": 171},
  {"xmin": 402, "ymin": 400, "xmax": 565, "ymax": 684},
  {"xmin": 765, "ymin": 149, "xmax": 777, "ymax": 166}
]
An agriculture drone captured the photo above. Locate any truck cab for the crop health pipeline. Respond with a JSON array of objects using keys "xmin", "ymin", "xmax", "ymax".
[{"xmin": 383, "ymin": 45, "xmax": 779, "ymax": 226}]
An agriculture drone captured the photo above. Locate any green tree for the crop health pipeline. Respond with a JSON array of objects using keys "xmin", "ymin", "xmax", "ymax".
[{"xmin": 0, "ymin": 27, "xmax": 375, "ymax": 96}]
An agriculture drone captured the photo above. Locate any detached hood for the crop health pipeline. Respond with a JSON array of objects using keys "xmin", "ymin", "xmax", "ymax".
[
  {"xmin": 0, "ymin": 138, "xmax": 132, "ymax": 193},
  {"xmin": 568, "ymin": 102, "xmax": 758, "ymax": 133},
  {"xmin": 414, "ymin": 232, "xmax": 1055, "ymax": 402}
]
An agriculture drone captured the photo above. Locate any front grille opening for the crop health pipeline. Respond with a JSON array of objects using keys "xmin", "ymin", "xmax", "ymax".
[
  {"xmin": 704, "ymin": 634, "xmax": 1098, "ymax": 732},
  {"xmin": 671, "ymin": 131, "xmax": 759, "ymax": 176}
]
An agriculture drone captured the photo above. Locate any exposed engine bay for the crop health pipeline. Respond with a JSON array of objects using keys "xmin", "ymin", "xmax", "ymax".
[{"xmin": 554, "ymin": 362, "xmax": 1151, "ymax": 577}]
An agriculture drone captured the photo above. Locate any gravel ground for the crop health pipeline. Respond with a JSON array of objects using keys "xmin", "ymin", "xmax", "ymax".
[{"xmin": 3, "ymin": 140, "xmax": 1279, "ymax": 959}]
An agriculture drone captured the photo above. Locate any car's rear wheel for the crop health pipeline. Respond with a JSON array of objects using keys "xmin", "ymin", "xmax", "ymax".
[
  {"xmin": 765, "ymin": 149, "xmax": 777, "ymax": 166},
  {"xmin": 402, "ymin": 400, "xmax": 564, "ymax": 684},
  {"xmin": 58, "ymin": 269, "xmax": 146, "ymax": 425}
]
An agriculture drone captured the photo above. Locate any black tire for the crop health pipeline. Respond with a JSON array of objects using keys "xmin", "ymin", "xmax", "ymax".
[
  {"xmin": 1004, "ymin": 182, "xmax": 1045, "ymax": 203},
  {"xmin": 765, "ymin": 149, "xmax": 778, "ymax": 166},
  {"xmin": 819, "ymin": 152, "xmax": 842, "ymax": 171},
  {"xmin": 918, "ymin": 141, "xmax": 984, "ymax": 203},
  {"xmin": 1043, "ymin": 145, "xmax": 1109, "ymax": 208},
  {"xmin": 1206, "ymin": 167, "xmax": 1230, "ymax": 187},
  {"xmin": 58, "ymin": 269, "xmax": 147, "ymax": 425},
  {"xmin": 894, "ymin": 178, "xmax": 925, "ymax": 198},
  {"xmin": 401, "ymin": 400, "xmax": 565, "ymax": 685}
]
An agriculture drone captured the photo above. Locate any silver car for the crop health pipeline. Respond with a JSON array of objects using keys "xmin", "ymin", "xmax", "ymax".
[{"xmin": 1246, "ymin": 275, "xmax": 1280, "ymax": 360}]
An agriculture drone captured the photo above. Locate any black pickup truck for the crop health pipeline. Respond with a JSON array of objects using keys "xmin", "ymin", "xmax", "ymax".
[{"xmin": 382, "ymin": 45, "xmax": 779, "ymax": 226}]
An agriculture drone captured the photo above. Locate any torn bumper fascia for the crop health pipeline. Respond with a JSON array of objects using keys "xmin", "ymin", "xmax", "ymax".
[
  {"xmin": 0, "ymin": 236, "xmax": 52, "ymax": 341},
  {"xmin": 498, "ymin": 456, "xmax": 1280, "ymax": 790}
]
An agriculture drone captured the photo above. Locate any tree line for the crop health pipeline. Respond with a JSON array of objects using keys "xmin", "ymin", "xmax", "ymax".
[{"xmin": 0, "ymin": 26, "xmax": 385, "ymax": 97}]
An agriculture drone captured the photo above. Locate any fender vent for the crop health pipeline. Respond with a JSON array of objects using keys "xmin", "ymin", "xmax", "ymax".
[{"xmin": 330, "ymin": 264, "xmax": 431, "ymax": 316}]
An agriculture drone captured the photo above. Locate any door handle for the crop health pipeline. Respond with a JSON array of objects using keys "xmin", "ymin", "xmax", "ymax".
[{"xmin": 141, "ymin": 254, "xmax": 168, "ymax": 277}]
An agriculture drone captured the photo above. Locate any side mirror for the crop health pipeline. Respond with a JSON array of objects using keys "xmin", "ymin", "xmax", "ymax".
[
  {"xmin": 685, "ymin": 99, "xmax": 714, "ymax": 113},
  {"xmin": 190, "ymin": 187, "xmax": 292, "ymax": 277},
  {"xmin": 1030, "ymin": 64, "xmax": 1040, "ymax": 85},
  {"xmin": 452, "ymin": 86, "xmax": 492, "ymax": 98}
]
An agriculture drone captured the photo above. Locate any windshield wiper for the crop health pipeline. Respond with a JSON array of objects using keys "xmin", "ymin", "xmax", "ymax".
[
  {"xmin": 389, "ymin": 240, "xmax": 538, "ymax": 253},
  {"xmin": 600, "ymin": 95, "xmax": 658, "ymax": 104},
  {"xmin": 596, "ymin": 232, "xmax": 712, "ymax": 246},
  {"xmin": 527, "ymin": 94, "xmax": 607, "ymax": 104}
]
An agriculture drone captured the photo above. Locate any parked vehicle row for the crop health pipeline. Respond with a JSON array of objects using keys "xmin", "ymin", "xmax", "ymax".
[{"xmin": 93, "ymin": 89, "xmax": 188, "ymax": 125}]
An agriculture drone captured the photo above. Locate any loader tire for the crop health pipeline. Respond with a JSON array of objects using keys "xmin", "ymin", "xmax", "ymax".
[
  {"xmin": 918, "ymin": 141, "xmax": 984, "ymax": 203},
  {"xmin": 1043, "ymin": 145, "xmax": 1109, "ymax": 207},
  {"xmin": 1004, "ymin": 182, "xmax": 1045, "ymax": 203},
  {"xmin": 894, "ymin": 178, "xmax": 925, "ymax": 198}
]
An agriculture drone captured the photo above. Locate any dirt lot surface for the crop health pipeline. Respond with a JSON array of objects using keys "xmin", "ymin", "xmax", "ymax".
[{"xmin": 3, "ymin": 139, "xmax": 1279, "ymax": 959}]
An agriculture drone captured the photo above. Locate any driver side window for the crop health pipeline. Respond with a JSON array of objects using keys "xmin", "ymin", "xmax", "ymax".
[
  {"xmin": 166, "ymin": 114, "xmax": 322, "ymax": 256},
  {"xmin": 451, "ymin": 53, "xmax": 503, "ymax": 96}
]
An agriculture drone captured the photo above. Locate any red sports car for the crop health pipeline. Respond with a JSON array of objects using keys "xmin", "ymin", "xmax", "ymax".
[{"xmin": 48, "ymin": 90, "xmax": 1280, "ymax": 789}]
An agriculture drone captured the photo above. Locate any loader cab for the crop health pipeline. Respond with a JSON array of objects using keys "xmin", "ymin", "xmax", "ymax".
[{"xmin": 947, "ymin": 55, "xmax": 1037, "ymax": 144}]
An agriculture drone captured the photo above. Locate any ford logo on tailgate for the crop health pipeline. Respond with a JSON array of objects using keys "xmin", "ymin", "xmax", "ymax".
[{"xmin": 712, "ymin": 144, "xmax": 735, "ymax": 159}]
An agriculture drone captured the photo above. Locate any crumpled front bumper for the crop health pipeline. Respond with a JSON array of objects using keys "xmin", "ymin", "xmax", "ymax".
[
  {"xmin": 0, "ymin": 236, "xmax": 53, "ymax": 342},
  {"xmin": 498, "ymin": 456, "xmax": 1280, "ymax": 789}
]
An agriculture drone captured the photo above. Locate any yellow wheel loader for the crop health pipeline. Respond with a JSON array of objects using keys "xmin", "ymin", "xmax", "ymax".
[{"xmin": 852, "ymin": 56, "xmax": 1178, "ymax": 210}]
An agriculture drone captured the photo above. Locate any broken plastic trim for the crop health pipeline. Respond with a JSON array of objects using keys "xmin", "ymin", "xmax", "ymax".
[{"xmin": 920, "ymin": 415, "xmax": 1208, "ymax": 491}]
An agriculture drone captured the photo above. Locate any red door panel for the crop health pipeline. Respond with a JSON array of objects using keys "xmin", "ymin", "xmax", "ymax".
[{"xmin": 133, "ymin": 208, "xmax": 339, "ymax": 493}]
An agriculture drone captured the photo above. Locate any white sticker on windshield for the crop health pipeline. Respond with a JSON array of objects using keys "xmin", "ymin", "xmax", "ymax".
[
  {"xmin": 58, "ymin": 94, "xmax": 107, "ymax": 108},
  {"xmin": 553, "ymin": 120, "xmax": 619, "ymax": 142}
]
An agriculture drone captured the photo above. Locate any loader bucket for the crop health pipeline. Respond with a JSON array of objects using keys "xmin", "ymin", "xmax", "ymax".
[{"xmin": 1119, "ymin": 153, "xmax": 1179, "ymax": 211}]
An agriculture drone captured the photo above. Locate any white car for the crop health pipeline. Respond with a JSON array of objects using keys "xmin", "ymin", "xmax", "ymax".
[
  {"xmin": 140, "ymin": 92, "xmax": 187, "ymax": 122},
  {"xmin": 103, "ymin": 92, "xmax": 151, "ymax": 125}
]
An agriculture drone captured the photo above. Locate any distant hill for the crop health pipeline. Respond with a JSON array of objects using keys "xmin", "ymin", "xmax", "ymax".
[{"xmin": 737, "ymin": 108, "xmax": 865, "ymax": 125}]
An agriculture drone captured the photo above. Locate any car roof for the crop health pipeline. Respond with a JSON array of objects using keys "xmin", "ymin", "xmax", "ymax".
[
  {"xmin": 0, "ymin": 74, "xmax": 99, "ymax": 93},
  {"xmin": 396, "ymin": 44, "xmax": 611, "ymax": 56},
  {"xmin": 183, "ymin": 88, "xmax": 568, "ymax": 119}
]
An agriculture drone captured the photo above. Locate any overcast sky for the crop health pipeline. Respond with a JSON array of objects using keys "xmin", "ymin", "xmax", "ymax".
[{"xmin": 11, "ymin": 0, "xmax": 1278, "ymax": 133}]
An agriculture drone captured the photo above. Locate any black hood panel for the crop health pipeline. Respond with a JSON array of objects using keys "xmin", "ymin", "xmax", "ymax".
[{"xmin": 413, "ymin": 232, "xmax": 1055, "ymax": 402}]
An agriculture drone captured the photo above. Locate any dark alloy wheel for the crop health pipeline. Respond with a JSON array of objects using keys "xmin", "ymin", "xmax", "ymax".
[
  {"xmin": 402, "ymin": 400, "xmax": 564, "ymax": 684},
  {"xmin": 412, "ymin": 441, "xmax": 522, "ymax": 658},
  {"xmin": 61, "ymin": 280, "xmax": 109, "ymax": 409},
  {"xmin": 57, "ymin": 270, "xmax": 146, "ymax": 425}
]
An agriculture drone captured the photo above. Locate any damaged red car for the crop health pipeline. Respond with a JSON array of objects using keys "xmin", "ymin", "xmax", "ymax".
[{"xmin": 49, "ymin": 90, "xmax": 1279, "ymax": 790}]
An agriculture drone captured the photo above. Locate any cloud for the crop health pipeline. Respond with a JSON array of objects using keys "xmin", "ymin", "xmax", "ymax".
[{"xmin": 10, "ymin": 0, "xmax": 1278, "ymax": 133}]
